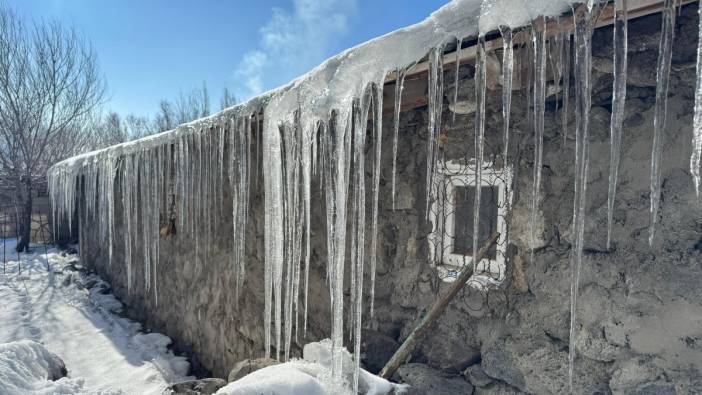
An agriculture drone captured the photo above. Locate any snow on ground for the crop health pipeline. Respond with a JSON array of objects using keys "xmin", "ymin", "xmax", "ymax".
[
  {"xmin": 0, "ymin": 339, "xmax": 86, "ymax": 394},
  {"xmin": 0, "ymin": 240, "xmax": 192, "ymax": 395},
  {"xmin": 216, "ymin": 339, "xmax": 407, "ymax": 395}
]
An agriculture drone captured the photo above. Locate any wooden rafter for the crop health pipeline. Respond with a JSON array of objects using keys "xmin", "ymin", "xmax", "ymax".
[{"xmin": 386, "ymin": 0, "xmax": 695, "ymax": 84}]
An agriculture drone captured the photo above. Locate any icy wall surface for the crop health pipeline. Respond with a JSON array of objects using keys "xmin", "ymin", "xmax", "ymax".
[{"xmin": 49, "ymin": 0, "xmax": 702, "ymax": 391}]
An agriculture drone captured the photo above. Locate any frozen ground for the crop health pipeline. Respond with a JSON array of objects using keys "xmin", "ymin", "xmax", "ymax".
[{"xmin": 0, "ymin": 240, "xmax": 192, "ymax": 395}]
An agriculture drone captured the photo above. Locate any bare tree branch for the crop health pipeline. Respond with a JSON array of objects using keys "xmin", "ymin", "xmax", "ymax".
[{"xmin": 0, "ymin": 3, "xmax": 106, "ymax": 251}]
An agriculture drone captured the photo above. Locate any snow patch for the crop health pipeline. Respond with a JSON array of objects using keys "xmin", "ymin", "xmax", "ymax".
[
  {"xmin": 0, "ymin": 340, "xmax": 84, "ymax": 395},
  {"xmin": 217, "ymin": 339, "xmax": 405, "ymax": 395},
  {"xmin": 0, "ymin": 244, "xmax": 192, "ymax": 394}
]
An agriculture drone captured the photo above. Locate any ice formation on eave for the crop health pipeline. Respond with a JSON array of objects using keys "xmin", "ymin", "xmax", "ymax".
[
  {"xmin": 478, "ymin": 0, "xmax": 580, "ymax": 35},
  {"xmin": 48, "ymin": 0, "xmax": 702, "ymax": 390}
]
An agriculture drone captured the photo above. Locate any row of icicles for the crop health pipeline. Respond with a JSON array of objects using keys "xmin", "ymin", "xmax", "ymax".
[{"xmin": 48, "ymin": 0, "xmax": 702, "ymax": 393}]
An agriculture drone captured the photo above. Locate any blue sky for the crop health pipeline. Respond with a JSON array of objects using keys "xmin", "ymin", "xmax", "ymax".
[{"xmin": 8, "ymin": 0, "xmax": 450, "ymax": 117}]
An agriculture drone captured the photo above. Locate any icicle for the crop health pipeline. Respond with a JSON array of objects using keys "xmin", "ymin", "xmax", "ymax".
[
  {"xmin": 218, "ymin": 122, "xmax": 225, "ymax": 221},
  {"xmin": 229, "ymin": 116, "xmax": 251, "ymax": 307},
  {"xmin": 391, "ymin": 68, "xmax": 408, "ymax": 211},
  {"xmin": 323, "ymin": 109, "xmax": 352, "ymax": 381},
  {"xmin": 524, "ymin": 37, "xmax": 534, "ymax": 138},
  {"xmin": 352, "ymin": 89, "xmax": 371, "ymax": 394},
  {"xmin": 369, "ymin": 82, "xmax": 384, "ymax": 320},
  {"xmin": 530, "ymin": 16, "xmax": 547, "ymax": 263},
  {"xmin": 122, "ymin": 154, "xmax": 134, "ymax": 294},
  {"xmin": 322, "ymin": 119, "xmax": 334, "ymax": 292},
  {"xmin": 473, "ymin": 37, "xmax": 487, "ymax": 267},
  {"xmin": 151, "ymin": 147, "xmax": 161, "ymax": 302},
  {"xmin": 204, "ymin": 128, "xmax": 212, "ymax": 262},
  {"xmin": 569, "ymin": 3, "xmax": 600, "ymax": 391},
  {"xmin": 563, "ymin": 21, "xmax": 574, "ymax": 146},
  {"xmin": 692, "ymin": 0, "xmax": 702, "ymax": 197},
  {"xmin": 607, "ymin": 0, "xmax": 628, "ymax": 250},
  {"xmin": 425, "ymin": 48, "xmax": 444, "ymax": 219},
  {"xmin": 103, "ymin": 156, "xmax": 115, "ymax": 267},
  {"xmin": 256, "ymin": 113, "xmax": 262, "ymax": 189},
  {"xmin": 228, "ymin": 120, "xmax": 238, "ymax": 297},
  {"xmin": 499, "ymin": 26, "xmax": 514, "ymax": 164},
  {"xmin": 302, "ymin": 122, "xmax": 313, "ymax": 337},
  {"xmin": 141, "ymin": 152, "xmax": 151, "ymax": 293},
  {"xmin": 452, "ymin": 37, "xmax": 463, "ymax": 125},
  {"xmin": 349, "ymin": 153, "xmax": 358, "ymax": 342},
  {"xmin": 263, "ymin": 110, "xmax": 285, "ymax": 360},
  {"xmin": 177, "ymin": 133, "xmax": 186, "ymax": 236},
  {"xmin": 194, "ymin": 130, "xmax": 202, "ymax": 270},
  {"xmin": 242, "ymin": 117, "xmax": 251, "ymax": 294},
  {"xmin": 282, "ymin": 120, "xmax": 294, "ymax": 361},
  {"xmin": 281, "ymin": 113, "xmax": 303, "ymax": 361},
  {"xmin": 649, "ymin": 0, "xmax": 676, "ymax": 245}
]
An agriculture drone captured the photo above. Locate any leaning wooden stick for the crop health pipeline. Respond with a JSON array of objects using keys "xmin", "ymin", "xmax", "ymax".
[{"xmin": 379, "ymin": 232, "xmax": 500, "ymax": 379}]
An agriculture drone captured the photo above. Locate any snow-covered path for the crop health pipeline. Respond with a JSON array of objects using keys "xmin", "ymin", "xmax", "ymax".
[{"xmin": 0, "ymin": 242, "xmax": 192, "ymax": 394}]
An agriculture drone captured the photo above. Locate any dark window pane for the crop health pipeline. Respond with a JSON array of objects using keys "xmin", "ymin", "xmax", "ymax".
[{"xmin": 453, "ymin": 185, "xmax": 498, "ymax": 259}]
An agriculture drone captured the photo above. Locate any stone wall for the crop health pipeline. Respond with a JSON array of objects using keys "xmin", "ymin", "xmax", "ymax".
[{"xmin": 80, "ymin": 5, "xmax": 702, "ymax": 393}]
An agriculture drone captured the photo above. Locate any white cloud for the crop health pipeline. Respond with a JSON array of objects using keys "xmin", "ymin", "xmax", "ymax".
[
  {"xmin": 235, "ymin": 51, "xmax": 268, "ymax": 97},
  {"xmin": 233, "ymin": 0, "xmax": 358, "ymax": 99}
]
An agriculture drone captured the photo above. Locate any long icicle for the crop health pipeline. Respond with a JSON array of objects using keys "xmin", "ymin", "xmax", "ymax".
[
  {"xmin": 649, "ymin": 0, "xmax": 676, "ymax": 245},
  {"xmin": 263, "ymin": 113, "xmax": 285, "ymax": 360},
  {"xmin": 391, "ymin": 68, "xmax": 408, "ymax": 211},
  {"xmin": 473, "ymin": 36, "xmax": 487, "ymax": 269},
  {"xmin": 425, "ymin": 48, "xmax": 444, "ymax": 219},
  {"xmin": 369, "ymin": 82, "xmax": 384, "ymax": 319},
  {"xmin": 499, "ymin": 26, "xmax": 514, "ymax": 165},
  {"xmin": 325, "ymin": 109, "xmax": 352, "ymax": 381},
  {"xmin": 498, "ymin": 25, "xmax": 514, "ymax": 253},
  {"xmin": 569, "ymin": 3, "xmax": 599, "ymax": 391},
  {"xmin": 691, "ymin": 0, "xmax": 702, "ymax": 197},
  {"xmin": 563, "ymin": 25, "xmax": 573, "ymax": 146},
  {"xmin": 530, "ymin": 16, "xmax": 547, "ymax": 264},
  {"xmin": 452, "ymin": 37, "xmax": 463, "ymax": 125},
  {"xmin": 352, "ymin": 89, "xmax": 371, "ymax": 394},
  {"xmin": 302, "ymin": 122, "xmax": 313, "ymax": 337},
  {"xmin": 607, "ymin": 0, "xmax": 629, "ymax": 250}
]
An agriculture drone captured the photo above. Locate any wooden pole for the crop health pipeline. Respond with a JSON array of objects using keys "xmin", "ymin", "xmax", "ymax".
[{"xmin": 379, "ymin": 232, "xmax": 500, "ymax": 379}]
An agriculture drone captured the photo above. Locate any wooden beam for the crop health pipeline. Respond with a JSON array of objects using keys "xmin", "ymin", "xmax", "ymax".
[
  {"xmin": 378, "ymin": 233, "xmax": 501, "ymax": 380},
  {"xmin": 384, "ymin": 0, "xmax": 694, "ymax": 85},
  {"xmin": 379, "ymin": 0, "xmax": 694, "ymax": 118}
]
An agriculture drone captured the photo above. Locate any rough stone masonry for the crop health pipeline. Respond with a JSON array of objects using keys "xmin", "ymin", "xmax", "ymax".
[{"xmin": 78, "ymin": 4, "xmax": 702, "ymax": 394}]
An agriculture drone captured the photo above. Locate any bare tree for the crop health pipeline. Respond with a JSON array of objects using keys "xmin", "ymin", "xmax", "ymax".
[
  {"xmin": 220, "ymin": 87, "xmax": 237, "ymax": 110},
  {"xmin": 154, "ymin": 83, "xmax": 210, "ymax": 133},
  {"xmin": 123, "ymin": 114, "xmax": 151, "ymax": 140},
  {"xmin": 94, "ymin": 112, "xmax": 125, "ymax": 147},
  {"xmin": 88, "ymin": 111, "xmax": 154, "ymax": 149},
  {"xmin": 200, "ymin": 82, "xmax": 210, "ymax": 118},
  {"xmin": 0, "ymin": 4, "xmax": 106, "ymax": 251},
  {"xmin": 154, "ymin": 99, "xmax": 176, "ymax": 132},
  {"xmin": 92, "ymin": 83, "xmax": 214, "ymax": 148}
]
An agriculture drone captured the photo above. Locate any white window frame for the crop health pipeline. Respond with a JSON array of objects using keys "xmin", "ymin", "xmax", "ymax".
[{"xmin": 429, "ymin": 160, "xmax": 512, "ymax": 284}]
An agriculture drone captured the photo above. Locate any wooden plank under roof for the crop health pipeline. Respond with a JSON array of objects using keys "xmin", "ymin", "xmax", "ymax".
[{"xmin": 380, "ymin": 0, "xmax": 695, "ymax": 116}]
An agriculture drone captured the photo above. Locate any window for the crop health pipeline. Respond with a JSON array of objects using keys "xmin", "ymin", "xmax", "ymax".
[{"xmin": 428, "ymin": 160, "xmax": 511, "ymax": 285}]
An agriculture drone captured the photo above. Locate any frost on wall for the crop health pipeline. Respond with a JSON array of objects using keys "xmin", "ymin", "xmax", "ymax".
[{"xmin": 48, "ymin": 0, "xmax": 702, "ymax": 390}]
